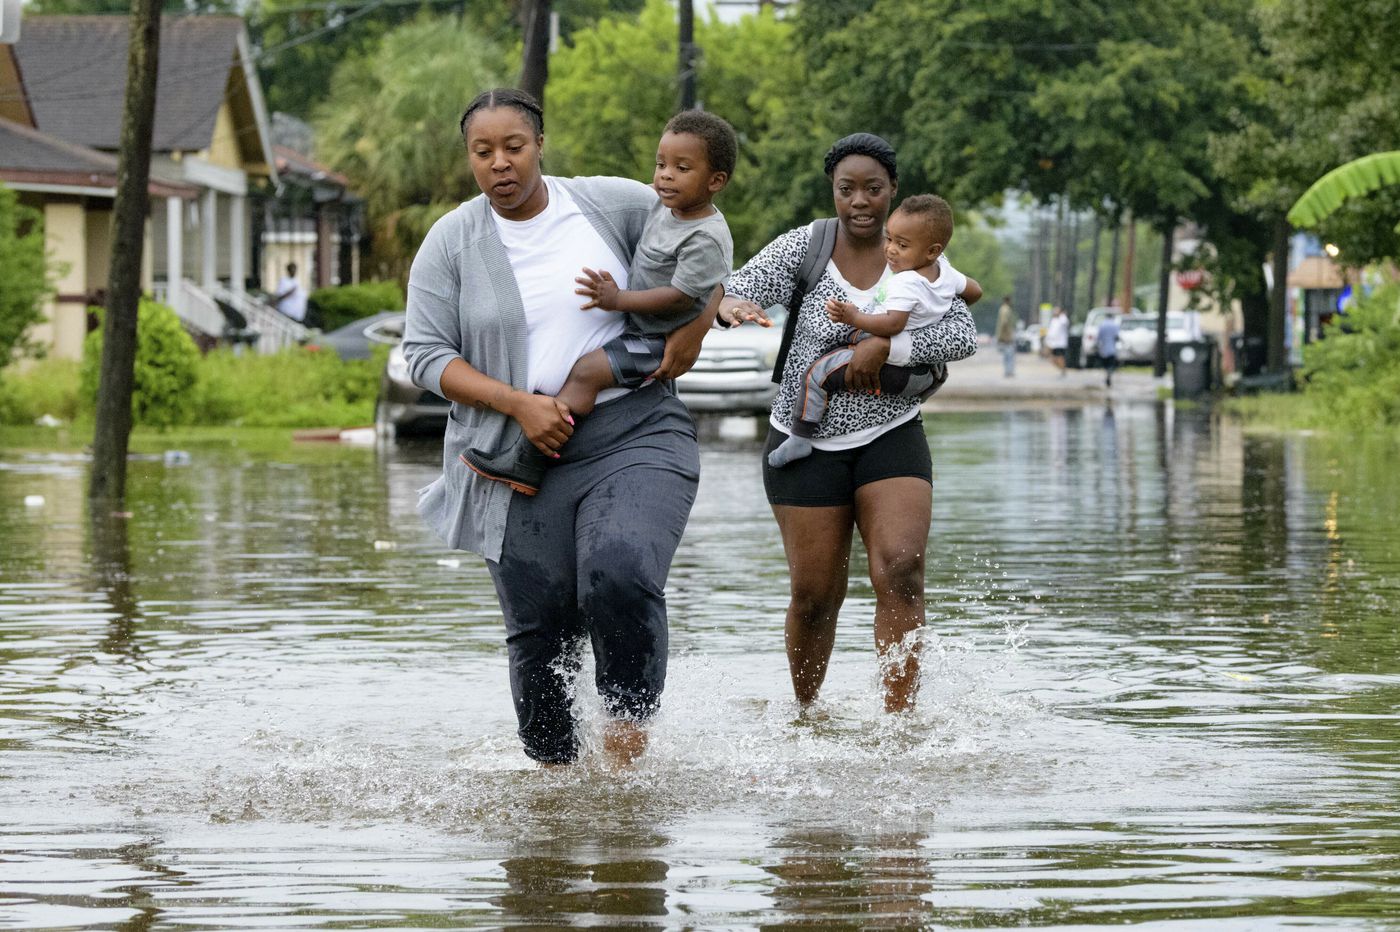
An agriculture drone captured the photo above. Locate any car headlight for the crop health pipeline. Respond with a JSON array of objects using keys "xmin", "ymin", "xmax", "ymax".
[
  {"xmin": 763, "ymin": 346, "xmax": 780, "ymax": 369},
  {"xmin": 386, "ymin": 351, "xmax": 411, "ymax": 383}
]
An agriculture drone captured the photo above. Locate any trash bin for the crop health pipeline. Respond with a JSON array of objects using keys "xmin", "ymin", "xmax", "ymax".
[
  {"xmin": 1171, "ymin": 339, "xmax": 1216, "ymax": 399},
  {"xmin": 1229, "ymin": 334, "xmax": 1266, "ymax": 377},
  {"xmin": 1066, "ymin": 329, "xmax": 1084, "ymax": 369}
]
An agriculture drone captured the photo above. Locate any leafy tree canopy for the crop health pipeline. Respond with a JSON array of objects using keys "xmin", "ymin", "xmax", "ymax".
[{"xmin": 312, "ymin": 14, "xmax": 510, "ymax": 278}]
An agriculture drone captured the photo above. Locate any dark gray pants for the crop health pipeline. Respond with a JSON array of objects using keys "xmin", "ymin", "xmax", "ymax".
[{"xmin": 485, "ymin": 382, "xmax": 700, "ymax": 763}]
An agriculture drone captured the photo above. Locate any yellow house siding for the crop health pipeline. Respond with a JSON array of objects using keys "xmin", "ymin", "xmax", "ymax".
[
  {"xmin": 203, "ymin": 102, "xmax": 243, "ymax": 171},
  {"xmin": 41, "ymin": 199, "xmax": 89, "ymax": 361},
  {"xmin": 84, "ymin": 207, "xmax": 112, "ymax": 294}
]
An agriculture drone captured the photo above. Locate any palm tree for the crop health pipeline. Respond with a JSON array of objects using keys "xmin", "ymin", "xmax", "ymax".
[{"xmin": 1288, "ymin": 151, "xmax": 1400, "ymax": 228}]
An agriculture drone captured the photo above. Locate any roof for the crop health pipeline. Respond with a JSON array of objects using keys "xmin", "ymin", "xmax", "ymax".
[
  {"xmin": 0, "ymin": 116, "xmax": 198, "ymax": 197},
  {"xmin": 15, "ymin": 15, "xmax": 250, "ymax": 154},
  {"xmin": 1288, "ymin": 255, "xmax": 1345, "ymax": 290},
  {"xmin": 274, "ymin": 145, "xmax": 351, "ymax": 189}
]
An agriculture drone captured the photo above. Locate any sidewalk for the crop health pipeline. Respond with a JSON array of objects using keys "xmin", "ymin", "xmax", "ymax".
[{"xmin": 930, "ymin": 341, "xmax": 1164, "ymax": 408}]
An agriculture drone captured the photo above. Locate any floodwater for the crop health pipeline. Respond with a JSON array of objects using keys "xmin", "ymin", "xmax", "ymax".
[{"xmin": 2, "ymin": 404, "xmax": 1399, "ymax": 930}]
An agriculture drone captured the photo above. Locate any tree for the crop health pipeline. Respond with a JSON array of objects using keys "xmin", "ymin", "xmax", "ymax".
[
  {"xmin": 29, "ymin": 0, "xmax": 233, "ymax": 12},
  {"xmin": 0, "ymin": 185, "xmax": 50, "ymax": 372},
  {"xmin": 251, "ymin": 0, "xmax": 426, "ymax": 119},
  {"xmin": 519, "ymin": 0, "xmax": 552, "ymax": 106},
  {"xmin": 313, "ymin": 15, "xmax": 510, "ymax": 279},
  {"xmin": 90, "ymin": 0, "xmax": 162, "ymax": 505},
  {"xmin": 1288, "ymin": 152, "xmax": 1400, "ymax": 229},
  {"xmin": 250, "ymin": 0, "xmax": 645, "ymax": 121},
  {"xmin": 547, "ymin": 0, "xmax": 815, "ymax": 257}
]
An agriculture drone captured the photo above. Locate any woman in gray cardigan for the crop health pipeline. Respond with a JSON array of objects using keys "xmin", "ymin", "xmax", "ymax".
[{"xmin": 402, "ymin": 89, "xmax": 715, "ymax": 766}]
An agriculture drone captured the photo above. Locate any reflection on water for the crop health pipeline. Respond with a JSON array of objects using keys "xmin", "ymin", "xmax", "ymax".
[{"xmin": 2, "ymin": 405, "xmax": 1399, "ymax": 928}]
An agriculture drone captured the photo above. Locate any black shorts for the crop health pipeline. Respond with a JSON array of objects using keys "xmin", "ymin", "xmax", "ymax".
[
  {"xmin": 1051, "ymin": 347, "xmax": 1067, "ymax": 358},
  {"xmin": 763, "ymin": 416, "xmax": 932, "ymax": 507}
]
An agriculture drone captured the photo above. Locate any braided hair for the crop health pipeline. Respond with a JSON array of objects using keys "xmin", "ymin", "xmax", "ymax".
[
  {"xmin": 823, "ymin": 132, "xmax": 897, "ymax": 184},
  {"xmin": 459, "ymin": 88, "xmax": 544, "ymax": 138}
]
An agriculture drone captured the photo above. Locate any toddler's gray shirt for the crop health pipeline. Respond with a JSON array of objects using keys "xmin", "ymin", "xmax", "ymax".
[{"xmin": 626, "ymin": 201, "xmax": 733, "ymax": 336}]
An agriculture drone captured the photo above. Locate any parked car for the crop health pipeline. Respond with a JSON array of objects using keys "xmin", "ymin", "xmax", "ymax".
[
  {"xmin": 1080, "ymin": 306, "xmax": 1140, "ymax": 367},
  {"xmin": 375, "ymin": 341, "xmax": 449, "ymax": 438},
  {"xmin": 1115, "ymin": 311, "xmax": 1191, "ymax": 364},
  {"xmin": 674, "ymin": 308, "xmax": 784, "ymax": 415},
  {"xmin": 310, "ymin": 311, "xmax": 404, "ymax": 360},
  {"xmin": 372, "ymin": 307, "xmax": 784, "ymax": 438},
  {"xmin": 1013, "ymin": 323, "xmax": 1039, "ymax": 353}
]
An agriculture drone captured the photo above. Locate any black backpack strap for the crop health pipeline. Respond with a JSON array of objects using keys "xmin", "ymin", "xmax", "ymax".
[{"xmin": 771, "ymin": 218, "xmax": 839, "ymax": 384}]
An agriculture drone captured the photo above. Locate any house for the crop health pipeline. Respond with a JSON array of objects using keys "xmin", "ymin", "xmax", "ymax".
[
  {"xmin": 260, "ymin": 112, "xmax": 365, "ymax": 300},
  {"xmin": 2, "ymin": 15, "xmax": 349, "ymax": 357},
  {"xmin": 0, "ymin": 109, "xmax": 199, "ymax": 359}
]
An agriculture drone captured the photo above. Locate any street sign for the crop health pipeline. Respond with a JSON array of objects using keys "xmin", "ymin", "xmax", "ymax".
[{"xmin": 0, "ymin": 0, "xmax": 21, "ymax": 44}]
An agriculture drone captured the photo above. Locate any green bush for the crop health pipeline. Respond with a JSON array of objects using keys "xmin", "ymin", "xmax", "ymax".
[
  {"xmin": 307, "ymin": 280, "xmax": 405, "ymax": 332},
  {"xmin": 1298, "ymin": 283, "xmax": 1400, "ymax": 430},
  {"xmin": 80, "ymin": 299, "xmax": 201, "ymax": 429},
  {"xmin": 189, "ymin": 344, "xmax": 383, "ymax": 427},
  {"xmin": 0, "ymin": 358, "xmax": 82, "ymax": 425},
  {"xmin": 0, "ymin": 184, "xmax": 51, "ymax": 370}
]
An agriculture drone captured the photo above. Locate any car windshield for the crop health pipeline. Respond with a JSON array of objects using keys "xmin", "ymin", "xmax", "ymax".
[{"xmin": 1120, "ymin": 317, "xmax": 1155, "ymax": 330}]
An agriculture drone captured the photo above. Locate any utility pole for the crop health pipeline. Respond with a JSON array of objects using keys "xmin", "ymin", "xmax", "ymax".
[
  {"xmin": 519, "ymin": 0, "xmax": 551, "ymax": 108},
  {"xmin": 1086, "ymin": 215, "xmax": 1101, "ymax": 309},
  {"xmin": 1268, "ymin": 218, "xmax": 1290, "ymax": 373},
  {"xmin": 1153, "ymin": 222, "xmax": 1174, "ymax": 378},
  {"xmin": 1106, "ymin": 214, "xmax": 1121, "ymax": 307},
  {"xmin": 677, "ymin": 0, "xmax": 696, "ymax": 111},
  {"xmin": 1051, "ymin": 197, "xmax": 1066, "ymax": 313},
  {"xmin": 1119, "ymin": 213, "xmax": 1136, "ymax": 314},
  {"xmin": 89, "ymin": 0, "xmax": 161, "ymax": 506},
  {"xmin": 1066, "ymin": 213, "xmax": 1081, "ymax": 315}
]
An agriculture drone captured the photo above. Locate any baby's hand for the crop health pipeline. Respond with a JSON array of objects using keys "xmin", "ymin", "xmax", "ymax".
[
  {"xmin": 826, "ymin": 298, "xmax": 858, "ymax": 325},
  {"xmin": 575, "ymin": 267, "xmax": 621, "ymax": 311}
]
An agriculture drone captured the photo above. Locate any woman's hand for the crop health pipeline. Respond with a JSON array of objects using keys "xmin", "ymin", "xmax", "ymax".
[
  {"xmin": 718, "ymin": 296, "xmax": 772, "ymax": 328},
  {"xmin": 653, "ymin": 321, "xmax": 706, "ymax": 380},
  {"xmin": 511, "ymin": 393, "xmax": 574, "ymax": 457},
  {"xmin": 846, "ymin": 336, "xmax": 891, "ymax": 393}
]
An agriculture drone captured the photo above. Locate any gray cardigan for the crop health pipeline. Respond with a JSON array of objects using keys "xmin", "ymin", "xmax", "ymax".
[{"xmin": 402, "ymin": 175, "xmax": 655, "ymax": 560}]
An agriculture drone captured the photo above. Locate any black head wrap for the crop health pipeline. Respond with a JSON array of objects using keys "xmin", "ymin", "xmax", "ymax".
[{"xmin": 823, "ymin": 133, "xmax": 897, "ymax": 183}]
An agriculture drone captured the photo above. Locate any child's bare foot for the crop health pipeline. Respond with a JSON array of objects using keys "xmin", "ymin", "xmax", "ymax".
[{"xmin": 603, "ymin": 720, "xmax": 648, "ymax": 768}]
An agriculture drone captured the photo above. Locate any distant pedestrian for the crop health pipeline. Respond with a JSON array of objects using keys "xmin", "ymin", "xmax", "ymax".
[
  {"xmin": 1096, "ymin": 312, "xmax": 1120, "ymax": 387},
  {"xmin": 1046, "ymin": 306, "xmax": 1069, "ymax": 377},
  {"xmin": 994, "ymin": 295, "xmax": 1017, "ymax": 377},
  {"xmin": 271, "ymin": 262, "xmax": 307, "ymax": 323}
]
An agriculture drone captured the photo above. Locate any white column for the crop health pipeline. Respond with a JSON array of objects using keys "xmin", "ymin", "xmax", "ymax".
[
  {"xmin": 201, "ymin": 188, "xmax": 218, "ymax": 291},
  {"xmin": 166, "ymin": 195, "xmax": 183, "ymax": 314},
  {"xmin": 229, "ymin": 193, "xmax": 246, "ymax": 299}
]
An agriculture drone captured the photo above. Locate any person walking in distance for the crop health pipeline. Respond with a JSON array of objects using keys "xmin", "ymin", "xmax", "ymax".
[
  {"xmin": 1096, "ymin": 311, "xmax": 1120, "ymax": 387},
  {"xmin": 994, "ymin": 295, "xmax": 1017, "ymax": 377},
  {"xmin": 1046, "ymin": 306, "xmax": 1070, "ymax": 377}
]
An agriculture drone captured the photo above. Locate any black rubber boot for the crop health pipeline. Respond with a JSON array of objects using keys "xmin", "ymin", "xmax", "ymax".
[{"xmin": 460, "ymin": 436, "xmax": 550, "ymax": 496}]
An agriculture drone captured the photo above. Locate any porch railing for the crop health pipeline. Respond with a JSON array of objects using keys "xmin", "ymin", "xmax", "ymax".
[{"xmin": 154, "ymin": 279, "xmax": 309, "ymax": 353}]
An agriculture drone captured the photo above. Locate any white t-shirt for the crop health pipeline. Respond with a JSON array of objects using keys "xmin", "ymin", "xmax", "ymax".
[
  {"xmin": 274, "ymin": 276, "xmax": 307, "ymax": 322},
  {"xmin": 490, "ymin": 178, "xmax": 629, "ymax": 399},
  {"xmin": 1046, "ymin": 313, "xmax": 1070, "ymax": 350},
  {"xmin": 873, "ymin": 255, "xmax": 966, "ymax": 328}
]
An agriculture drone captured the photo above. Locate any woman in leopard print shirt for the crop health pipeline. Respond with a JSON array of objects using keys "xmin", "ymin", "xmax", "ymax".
[{"xmin": 719, "ymin": 133, "xmax": 977, "ymax": 714}]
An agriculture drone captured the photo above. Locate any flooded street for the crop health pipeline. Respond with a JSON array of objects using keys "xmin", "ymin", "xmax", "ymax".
[{"xmin": 2, "ymin": 404, "xmax": 1399, "ymax": 929}]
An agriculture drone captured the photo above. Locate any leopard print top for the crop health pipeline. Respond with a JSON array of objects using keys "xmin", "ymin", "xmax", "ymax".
[{"xmin": 726, "ymin": 223, "xmax": 979, "ymax": 439}]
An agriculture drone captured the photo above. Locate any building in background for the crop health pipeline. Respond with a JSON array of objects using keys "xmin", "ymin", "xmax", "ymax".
[{"xmin": 3, "ymin": 15, "xmax": 351, "ymax": 355}]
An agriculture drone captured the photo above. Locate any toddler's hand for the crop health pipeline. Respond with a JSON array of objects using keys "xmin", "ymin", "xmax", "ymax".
[
  {"xmin": 827, "ymin": 298, "xmax": 858, "ymax": 325},
  {"xmin": 575, "ymin": 267, "xmax": 621, "ymax": 311}
]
